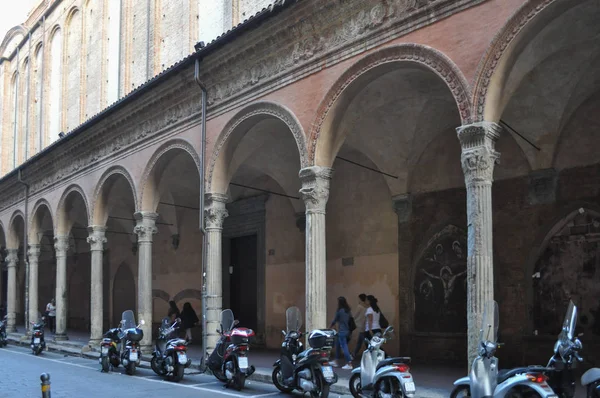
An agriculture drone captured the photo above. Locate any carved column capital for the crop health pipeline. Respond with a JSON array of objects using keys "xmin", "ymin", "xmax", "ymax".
[
  {"xmin": 6, "ymin": 249, "xmax": 19, "ymax": 268},
  {"xmin": 299, "ymin": 166, "xmax": 334, "ymax": 214},
  {"xmin": 134, "ymin": 212, "xmax": 158, "ymax": 243},
  {"xmin": 205, "ymin": 193, "xmax": 229, "ymax": 231},
  {"xmin": 87, "ymin": 225, "xmax": 107, "ymax": 251},
  {"xmin": 457, "ymin": 122, "xmax": 502, "ymax": 185},
  {"xmin": 27, "ymin": 244, "xmax": 41, "ymax": 260},
  {"xmin": 392, "ymin": 194, "xmax": 412, "ymax": 224},
  {"xmin": 54, "ymin": 235, "xmax": 70, "ymax": 256}
]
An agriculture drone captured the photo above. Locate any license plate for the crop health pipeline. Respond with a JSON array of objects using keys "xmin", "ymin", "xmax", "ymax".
[
  {"xmin": 238, "ymin": 356, "xmax": 248, "ymax": 370},
  {"xmin": 34, "ymin": 338, "xmax": 40, "ymax": 344},
  {"xmin": 322, "ymin": 366, "xmax": 334, "ymax": 380},
  {"xmin": 101, "ymin": 346, "xmax": 109, "ymax": 355},
  {"xmin": 129, "ymin": 351, "xmax": 138, "ymax": 361},
  {"xmin": 177, "ymin": 352, "xmax": 188, "ymax": 365},
  {"xmin": 404, "ymin": 382, "xmax": 416, "ymax": 392}
]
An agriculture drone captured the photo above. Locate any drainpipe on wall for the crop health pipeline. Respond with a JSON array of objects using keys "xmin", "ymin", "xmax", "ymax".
[
  {"xmin": 194, "ymin": 55, "xmax": 208, "ymax": 370},
  {"xmin": 18, "ymin": 168, "xmax": 30, "ymax": 331}
]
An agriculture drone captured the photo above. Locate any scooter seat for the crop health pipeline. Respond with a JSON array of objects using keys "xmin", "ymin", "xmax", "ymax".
[
  {"xmin": 376, "ymin": 357, "xmax": 411, "ymax": 371},
  {"xmin": 497, "ymin": 367, "xmax": 530, "ymax": 384},
  {"xmin": 581, "ymin": 368, "xmax": 600, "ymax": 386}
]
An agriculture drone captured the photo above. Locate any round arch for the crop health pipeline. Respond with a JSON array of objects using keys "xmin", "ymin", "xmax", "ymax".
[
  {"xmin": 29, "ymin": 198, "xmax": 54, "ymax": 244},
  {"xmin": 0, "ymin": 25, "xmax": 27, "ymax": 58},
  {"xmin": 92, "ymin": 165, "xmax": 139, "ymax": 225},
  {"xmin": 309, "ymin": 43, "xmax": 473, "ymax": 167},
  {"xmin": 471, "ymin": 0, "xmax": 590, "ymax": 122},
  {"xmin": 7, "ymin": 210, "xmax": 26, "ymax": 249},
  {"xmin": 207, "ymin": 101, "xmax": 309, "ymax": 194},
  {"xmin": 139, "ymin": 138, "xmax": 201, "ymax": 211},
  {"xmin": 172, "ymin": 288, "xmax": 203, "ymax": 303},
  {"xmin": 56, "ymin": 184, "xmax": 91, "ymax": 235}
]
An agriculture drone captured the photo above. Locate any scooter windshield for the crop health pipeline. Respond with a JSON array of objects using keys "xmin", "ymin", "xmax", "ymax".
[
  {"xmin": 479, "ymin": 301, "xmax": 499, "ymax": 345},
  {"xmin": 121, "ymin": 310, "xmax": 136, "ymax": 330},
  {"xmin": 555, "ymin": 300, "xmax": 577, "ymax": 357},
  {"xmin": 220, "ymin": 309, "xmax": 235, "ymax": 332},
  {"xmin": 286, "ymin": 307, "xmax": 302, "ymax": 333}
]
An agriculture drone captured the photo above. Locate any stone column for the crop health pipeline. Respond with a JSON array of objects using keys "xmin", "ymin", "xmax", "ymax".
[
  {"xmin": 87, "ymin": 226, "xmax": 107, "ymax": 346},
  {"xmin": 299, "ymin": 166, "xmax": 333, "ymax": 335},
  {"xmin": 6, "ymin": 249, "xmax": 19, "ymax": 333},
  {"xmin": 456, "ymin": 122, "xmax": 501, "ymax": 367},
  {"xmin": 54, "ymin": 235, "xmax": 70, "ymax": 341},
  {"xmin": 134, "ymin": 212, "xmax": 158, "ymax": 352},
  {"xmin": 28, "ymin": 244, "xmax": 41, "ymax": 330},
  {"xmin": 204, "ymin": 193, "xmax": 228, "ymax": 354}
]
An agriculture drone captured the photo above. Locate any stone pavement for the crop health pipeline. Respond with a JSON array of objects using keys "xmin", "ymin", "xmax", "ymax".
[{"xmin": 6, "ymin": 329, "xmax": 455, "ymax": 398}]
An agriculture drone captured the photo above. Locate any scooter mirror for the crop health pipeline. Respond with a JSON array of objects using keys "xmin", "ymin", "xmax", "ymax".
[
  {"xmin": 139, "ymin": 319, "xmax": 146, "ymax": 325},
  {"xmin": 216, "ymin": 329, "xmax": 221, "ymax": 334},
  {"xmin": 578, "ymin": 333, "xmax": 584, "ymax": 337},
  {"xmin": 384, "ymin": 326, "xmax": 394, "ymax": 335},
  {"xmin": 282, "ymin": 330, "xmax": 286, "ymax": 336},
  {"xmin": 234, "ymin": 319, "xmax": 240, "ymax": 326}
]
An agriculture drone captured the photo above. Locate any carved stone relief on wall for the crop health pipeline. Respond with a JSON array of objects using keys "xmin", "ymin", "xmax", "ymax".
[
  {"xmin": 533, "ymin": 211, "xmax": 600, "ymax": 337},
  {"xmin": 414, "ymin": 225, "xmax": 467, "ymax": 333}
]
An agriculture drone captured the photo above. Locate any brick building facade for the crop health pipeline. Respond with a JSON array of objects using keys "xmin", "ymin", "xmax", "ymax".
[{"xmin": 0, "ymin": 0, "xmax": 598, "ymax": 367}]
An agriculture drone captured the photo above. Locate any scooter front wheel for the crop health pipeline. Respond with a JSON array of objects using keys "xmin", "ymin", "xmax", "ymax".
[
  {"xmin": 349, "ymin": 373, "xmax": 363, "ymax": 398},
  {"xmin": 450, "ymin": 385, "xmax": 471, "ymax": 398},
  {"xmin": 272, "ymin": 365, "xmax": 294, "ymax": 393}
]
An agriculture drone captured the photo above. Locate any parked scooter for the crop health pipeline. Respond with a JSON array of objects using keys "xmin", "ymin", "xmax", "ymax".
[
  {"xmin": 151, "ymin": 317, "xmax": 191, "ymax": 382},
  {"xmin": 207, "ymin": 309, "xmax": 256, "ymax": 391},
  {"xmin": 0, "ymin": 315, "xmax": 7, "ymax": 347},
  {"xmin": 582, "ymin": 368, "xmax": 600, "ymax": 398},
  {"xmin": 30, "ymin": 316, "xmax": 46, "ymax": 355},
  {"xmin": 119, "ymin": 310, "xmax": 145, "ymax": 376},
  {"xmin": 451, "ymin": 301, "xmax": 558, "ymax": 398},
  {"xmin": 272, "ymin": 306, "xmax": 339, "ymax": 398},
  {"xmin": 349, "ymin": 326, "xmax": 415, "ymax": 398},
  {"xmin": 99, "ymin": 321, "xmax": 124, "ymax": 372}
]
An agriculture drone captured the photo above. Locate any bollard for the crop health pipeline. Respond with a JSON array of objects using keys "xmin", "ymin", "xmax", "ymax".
[{"xmin": 40, "ymin": 373, "xmax": 51, "ymax": 398}]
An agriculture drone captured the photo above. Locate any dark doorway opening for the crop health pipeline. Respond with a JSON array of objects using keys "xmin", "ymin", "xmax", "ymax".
[
  {"xmin": 229, "ymin": 234, "xmax": 258, "ymax": 331},
  {"xmin": 113, "ymin": 263, "xmax": 136, "ymax": 327}
]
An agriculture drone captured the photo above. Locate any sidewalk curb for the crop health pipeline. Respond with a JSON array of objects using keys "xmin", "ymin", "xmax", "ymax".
[{"xmin": 6, "ymin": 334, "xmax": 445, "ymax": 398}]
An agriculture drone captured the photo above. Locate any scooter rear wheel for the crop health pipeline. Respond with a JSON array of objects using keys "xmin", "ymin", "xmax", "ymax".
[
  {"xmin": 171, "ymin": 364, "xmax": 185, "ymax": 382},
  {"xmin": 450, "ymin": 385, "xmax": 471, "ymax": 398},
  {"xmin": 272, "ymin": 365, "xmax": 294, "ymax": 393},
  {"xmin": 101, "ymin": 356, "xmax": 110, "ymax": 372}
]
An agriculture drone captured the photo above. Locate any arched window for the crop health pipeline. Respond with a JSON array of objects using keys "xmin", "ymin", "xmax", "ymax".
[
  {"xmin": 34, "ymin": 44, "xmax": 43, "ymax": 153},
  {"xmin": 21, "ymin": 58, "xmax": 29, "ymax": 161},
  {"xmin": 106, "ymin": 0, "xmax": 122, "ymax": 104},
  {"xmin": 84, "ymin": 0, "xmax": 103, "ymax": 117},
  {"xmin": 48, "ymin": 27, "xmax": 62, "ymax": 142},
  {"xmin": 65, "ymin": 9, "xmax": 82, "ymax": 131},
  {"xmin": 11, "ymin": 71, "xmax": 19, "ymax": 169}
]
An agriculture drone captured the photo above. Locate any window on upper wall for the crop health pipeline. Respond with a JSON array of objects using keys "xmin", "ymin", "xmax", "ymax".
[
  {"xmin": 106, "ymin": 0, "xmax": 121, "ymax": 104},
  {"xmin": 48, "ymin": 27, "xmax": 62, "ymax": 142}
]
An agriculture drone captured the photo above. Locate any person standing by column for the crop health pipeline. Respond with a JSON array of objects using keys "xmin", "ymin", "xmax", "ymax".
[
  {"xmin": 45, "ymin": 299, "xmax": 56, "ymax": 333},
  {"xmin": 352, "ymin": 293, "xmax": 368, "ymax": 359}
]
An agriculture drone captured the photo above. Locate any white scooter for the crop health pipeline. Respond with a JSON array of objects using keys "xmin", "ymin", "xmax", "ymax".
[
  {"xmin": 451, "ymin": 301, "xmax": 559, "ymax": 398},
  {"xmin": 349, "ymin": 326, "xmax": 416, "ymax": 398}
]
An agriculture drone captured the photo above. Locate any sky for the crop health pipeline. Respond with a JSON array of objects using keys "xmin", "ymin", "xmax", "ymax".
[{"xmin": 0, "ymin": 1, "xmax": 39, "ymax": 43}]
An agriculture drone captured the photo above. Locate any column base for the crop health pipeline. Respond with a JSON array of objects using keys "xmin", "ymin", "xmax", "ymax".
[
  {"xmin": 54, "ymin": 333, "xmax": 69, "ymax": 341},
  {"xmin": 140, "ymin": 344, "xmax": 153, "ymax": 357},
  {"xmin": 7, "ymin": 327, "xmax": 17, "ymax": 333},
  {"xmin": 88, "ymin": 339, "xmax": 101, "ymax": 348}
]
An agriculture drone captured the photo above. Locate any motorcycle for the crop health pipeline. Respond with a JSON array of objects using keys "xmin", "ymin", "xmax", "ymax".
[
  {"xmin": 119, "ymin": 310, "xmax": 145, "ymax": 376},
  {"xmin": 349, "ymin": 326, "xmax": 415, "ymax": 398},
  {"xmin": 0, "ymin": 315, "xmax": 7, "ymax": 347},
  {"xmin": 272, "ymin": 306, "xmax": 339, "ymax": 398},
  {"xmin": 582, "ymin": 368, "xmax": 600, "ymax": 398},
  {"xmin": 451, "ymin": 301, "xmax": 558, "ymax": 398},
  {"xmin": 99, "ymin": 320, "xmax": 124, "ymax": 372},
  {"xmin": 151, "ymin": 317, "xmax": 191, "ymax": 382},
  {"xmin": 207, "ymin": 309, "xmax": 256, "ymax": 391},
  {"xmin": 30, "ymin": 316, "xmax": 46, "ymax": 355}
]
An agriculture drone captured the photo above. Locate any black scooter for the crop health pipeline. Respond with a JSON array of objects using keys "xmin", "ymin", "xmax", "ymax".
[
  {"xmin": 272, "ymin": 307, "xmax": 338, "ymax": 398},
  {"xmin": 0, "ymin": 315, "xmax": 7, "ymax": 347},
  {"xmin": 99, "ymin": 325, "xmax": 123, "ymax": 372},
  {"xmin": 151, "ymin": 318, "xmax": 191, "ymax": 382},
  {"xmin": 30, "ymin": 317, "xmax": 46, "ymax": 355}
]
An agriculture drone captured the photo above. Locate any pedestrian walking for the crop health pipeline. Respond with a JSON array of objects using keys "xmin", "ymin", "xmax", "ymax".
[
  {"xmin": 45, "ymin": 299, "xmax": 56, "ymax": 333},
  {"xmin": 168, "ymin": 300, "xmax": 181, "ymax": 323},
  {"xmin": 330, "ymin": 296, "xmax": 353, "ymax": 370},
  {"xmin": 353, "ymin": 293, "xmax": 368, "ymax": 359},
  {"xmin": 180, "ymin": 302, "xmax": 199, "ymax": 343},
  {"xmin": 365, "ymin": 295, "xmax": 382, "ymax": 339}
]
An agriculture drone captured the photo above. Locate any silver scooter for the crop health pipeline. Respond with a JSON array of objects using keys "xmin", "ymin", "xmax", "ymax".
[
  {"xmin": 582, "ymin": 368, "xmax": 600, "ymax": 398},
  {"xmin": 451, "ymin": 301, "xmax": 558, "ymax": 398},
  {"xmin": 349, "ymin": 326, "xmax": 416, "ymax": 398}
]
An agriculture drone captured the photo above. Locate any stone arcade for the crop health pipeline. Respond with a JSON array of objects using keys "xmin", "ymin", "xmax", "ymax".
[{"xmin": 0, "ymin": 0, "xmax": 599, "ymax": 367}]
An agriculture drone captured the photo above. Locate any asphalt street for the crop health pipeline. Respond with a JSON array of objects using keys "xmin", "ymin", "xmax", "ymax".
[{"xmin": 0, "ymin": 345, "xmax": 351, "ymax": 398}]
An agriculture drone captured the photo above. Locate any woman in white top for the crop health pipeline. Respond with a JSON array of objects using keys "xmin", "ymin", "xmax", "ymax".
[
  {"xmin": 365, "ymin": 295, "xmax": 382, "ymax": 339},
  {"xmin": 46, "ymin": 299, "xmax": 56, "ymax": 333}
]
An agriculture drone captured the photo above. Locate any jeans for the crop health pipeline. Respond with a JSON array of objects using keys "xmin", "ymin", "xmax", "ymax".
[
  {"xmin": 47, "ymin": 316, "xmax": 55, "ymax": 333},
  {"xmin": 353, "ymin": 332, "xmax": 366, "ymax": 357},
  {"xmin": 336, "ymin": 331, "xmax": 352, "ymax": 363}
]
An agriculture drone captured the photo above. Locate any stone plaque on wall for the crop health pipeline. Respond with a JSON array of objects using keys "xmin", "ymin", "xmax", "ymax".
[
  {"xmin": 528, "ymin": 168, "xmax": 558, "ymax": 205},
  {"xmin": 533, "ymin": 210, "xmax": 600, "ymax": 337},
  {"xmin": 414, "ymin": 225, "xmax": 467, "ymax": 333}
]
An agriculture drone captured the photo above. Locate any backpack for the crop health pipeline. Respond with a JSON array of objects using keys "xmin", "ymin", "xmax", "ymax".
[
  {"xmin": 348, "ymin": 315, "xmax": 357, "ymax": 332},
  {"xmin": 379, "ymin": 311, "xmax": 389, "ymax": 329}
]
